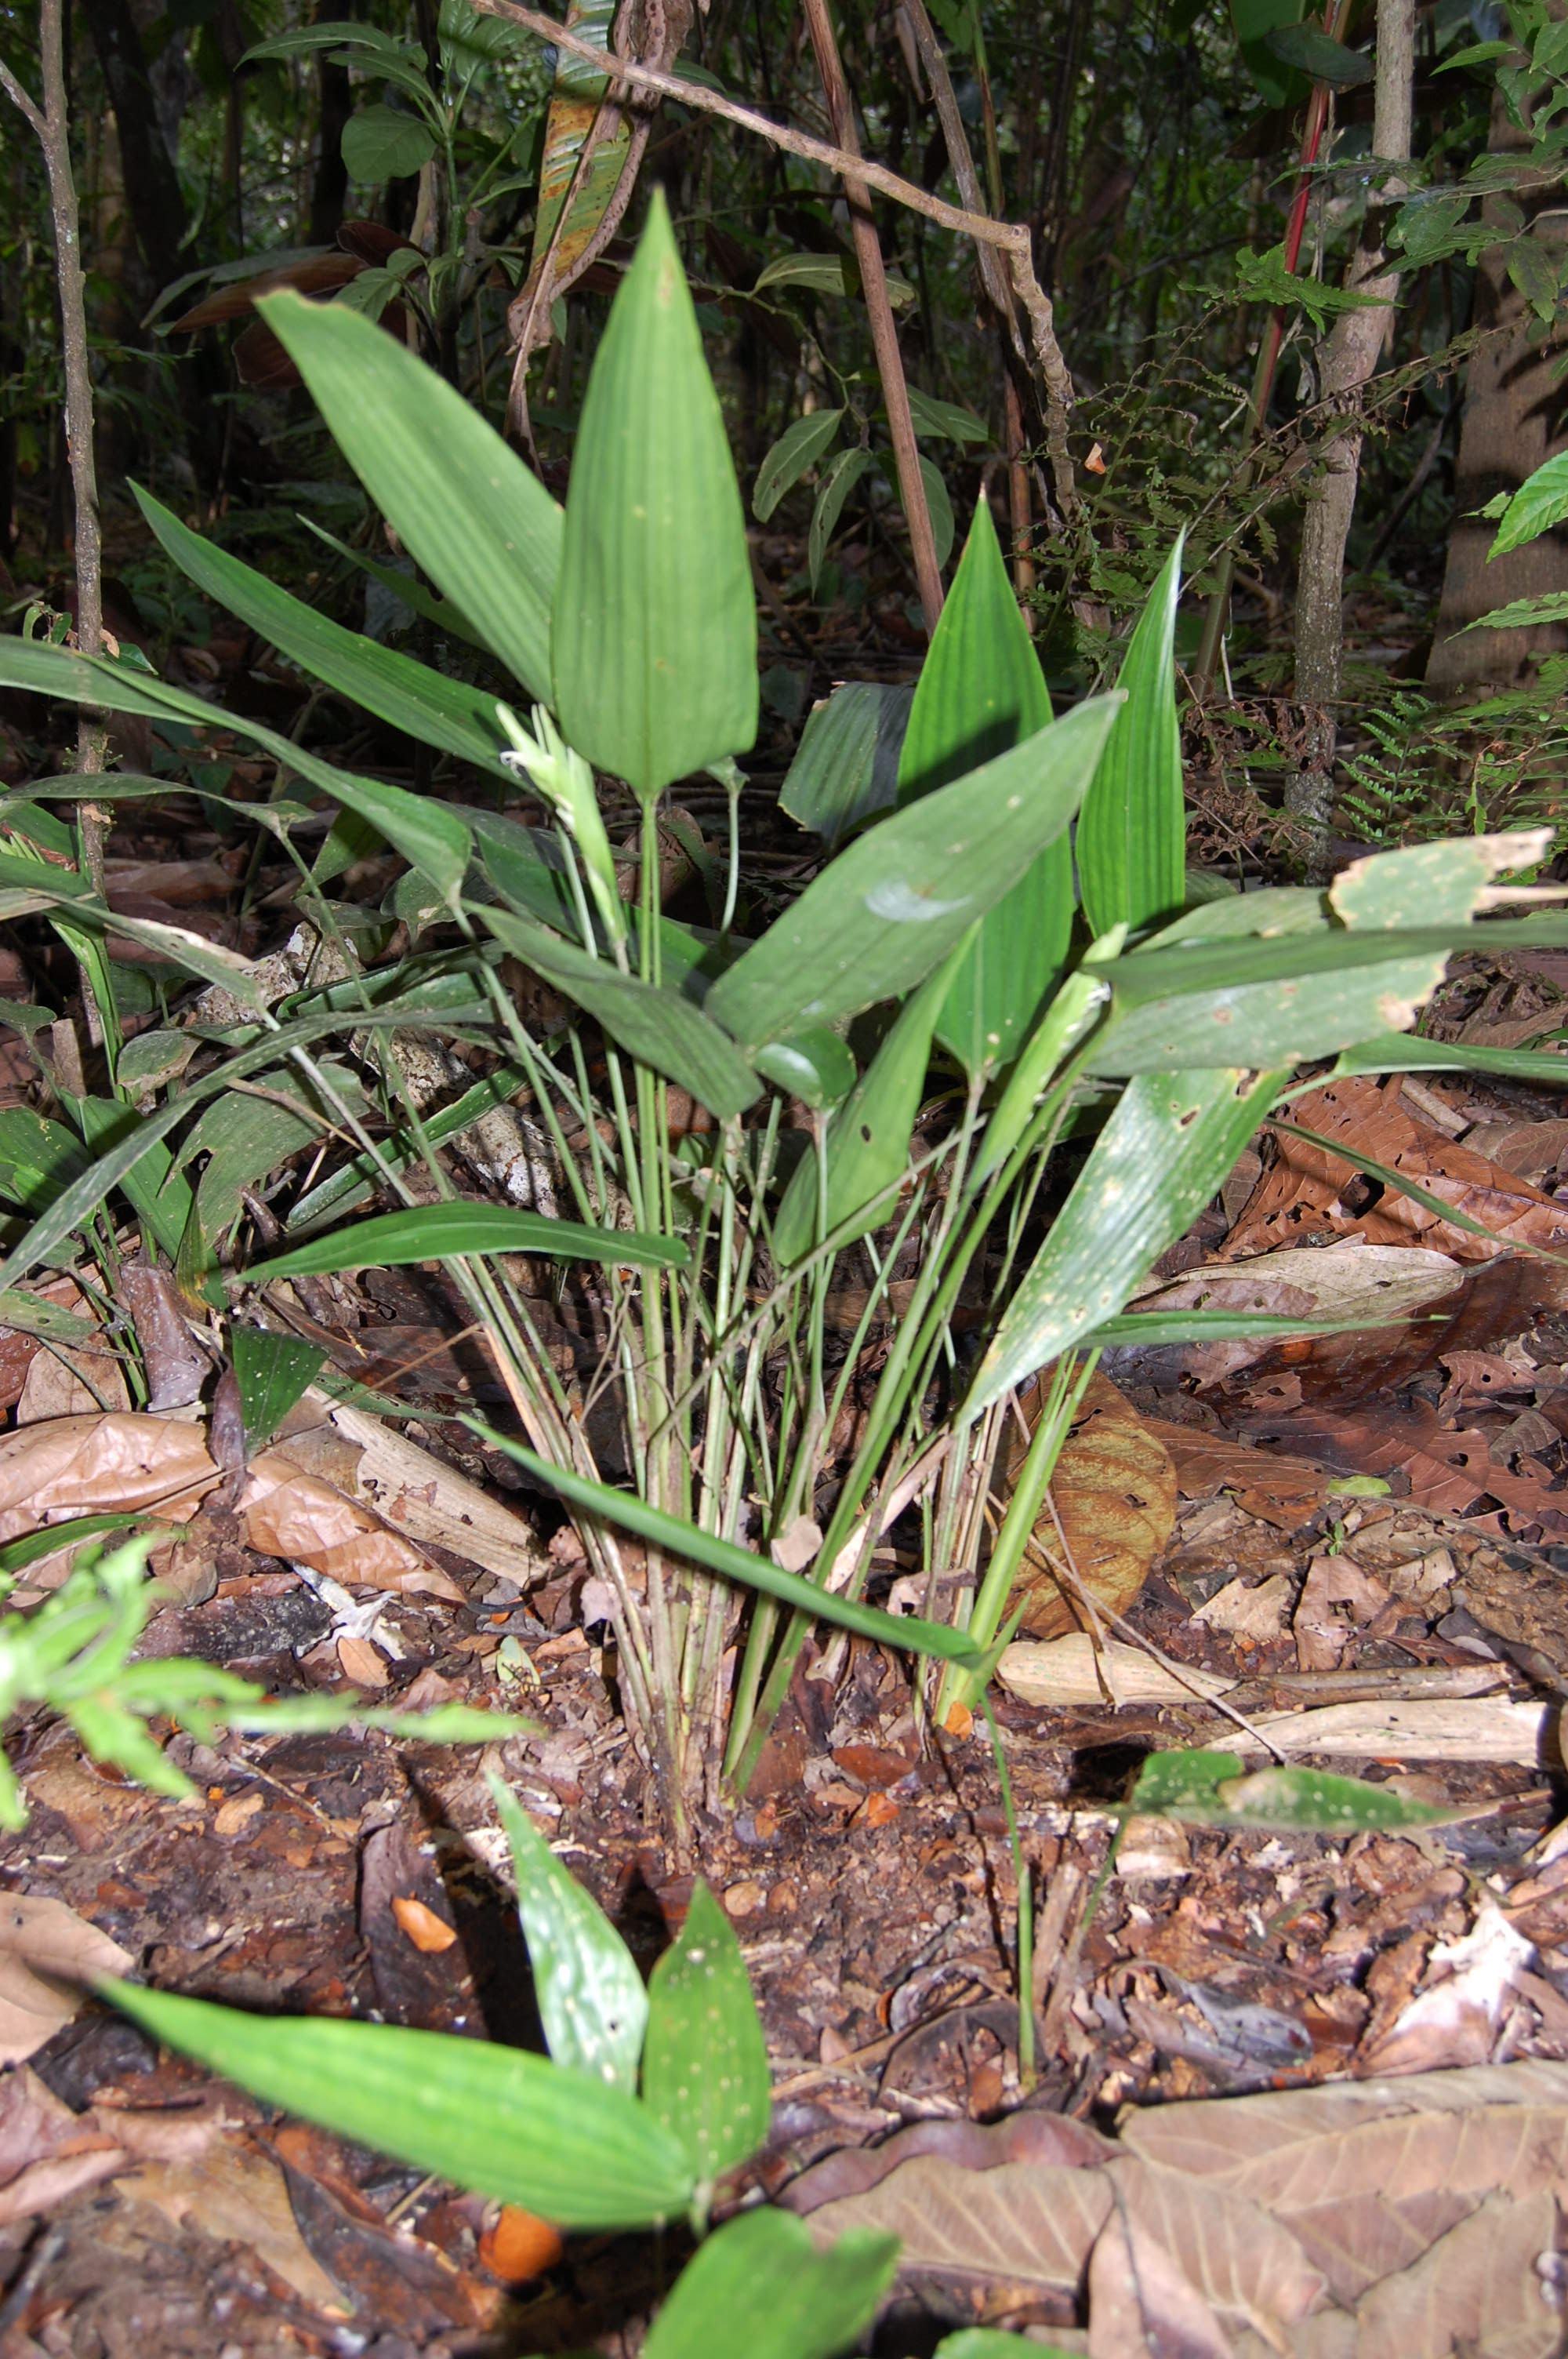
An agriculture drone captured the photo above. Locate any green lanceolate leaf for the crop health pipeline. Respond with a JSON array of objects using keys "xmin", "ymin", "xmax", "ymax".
[
  {"xmin": 1077, "ymin": 535, "xmax": 1185, "ymax": 936},
  {"xmin": 778, "ymin": 682, "xmax": 911, "ymax": 846},
  {"xmin": 917, "ymin": 454, "xmax": 955, "ymax": 572},
  {"xmin": 132, "ymin": 487, "xmax": 510, "ymax": 776},
  {"xmin": 965, "ymin": 1067, "xmax": 1287, "ymax": 1417},
  {"xmin": 477, "ymin": 906, "xmax": 761, "ymax": 1121},
  {"xmin": 808, "ymin": 448, "xmax": 875, "ymax": 595},
  {"xmin": 1128, "ymin": 1749, "xmax": 1454, "ymax": 1832},
  {"xmin": 771, "ymin": 949, "xmax": 957, "ymax": 1263},
  {"xmin": 553, "ymin": 191, "xmax": 757, "ymax": 797},
  {"xmin": 1334, "ymin": 1033, "xmax": 1568, "ymax": 1086},
  {"xmin": 0, "ymin": 1108, "xmax": 89, "ymax": 1214},
  {"xmin": 753, "ymin": 410, "xmax": 844, "ymax": 523},
  {"xmin": 489, "ymin": 1774, "xmax": 648, "ymax": 2095},
  {"xmin": 258, "ymin": 290, "xmax": 562, "ymax": 705},
  {"xmin": 643, "ymin": 2208, "xmax": 900, "ymax": 2359},
  {"xmin": 245, "ymin": 1201, "xmax": 690, "ymax": 1282},
  {"xmin": 708, "ymin": 697, "xmax": 1119, "ymax": 1053},
  {"xmin": 0, "ymin": 639, "xmax": 474, "ymax": 911},
  {"xmin": 230, "ymin": 1329, "xmax": 327, "ymax": 1451},
  {"xmin": 642, "ymin": 1881, "xmax": 771, "ymax": 2187},
  {"xmin": 1490, "ymin": 449, "xmax": 1568, "ymax": 556},
  {"xmin": 898, "ymin": 500, "xmax": 1068, "ymax": 1076},
  {"xmin": 472, "ymin": 1425, "xmax": 986, "ymax": 1667},
  {"xmin": 103, "ymin": 1983, "xmax": 694, "ymax": 2228}
]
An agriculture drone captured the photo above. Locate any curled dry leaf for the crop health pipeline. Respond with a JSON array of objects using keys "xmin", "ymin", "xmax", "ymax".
[
  {"xmin": 1007, "ymin": 1375, "xmax": 1178, "ymax": 1639},
  {"xmin": 240, "ymin": 1452, "xmax": 460, "ymax": 1596},
  {"xmin": 1193, "ymin": 1572, "xmax": 1295, "ymax": 1643},
  {"xmin": 1125, "ymin": 1242, "xmax": 1467, "ymax": 1390},
  {"xmin": 307, "ymin": 1395, "xmax": 546, "ymax": 1586},
  {"xmin": 1358, "ymin": 1902, "xmax": 1535, "ymax": 2077},
  {"xmin": 0, "ymin": 1895, "xmax": 133, "ymax": 2067},
  {"xmin": 0, "ymin": 1412, "xmax": 216, "ymax": 1540},
  {"xmin": 997, "ymin": 1635, "xmax": 1232, "ymax": 1708},
  {"xmin": 1294, "ymin": 1555, "xmax": 1396, "ymax": 1671}
]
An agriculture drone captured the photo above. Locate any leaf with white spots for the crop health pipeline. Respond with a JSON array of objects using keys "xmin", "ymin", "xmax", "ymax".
[
  {"xmin": 491, "ymin": 1775, "xmax": 648, "ymax": 2095},
  {"xmin": 964, "ymin": 1067, "xmax": 1288, "ymax": 1417},
  {"xmin": 641, "ymin": 1881, "xmax": 771, "ymax": 2189}
]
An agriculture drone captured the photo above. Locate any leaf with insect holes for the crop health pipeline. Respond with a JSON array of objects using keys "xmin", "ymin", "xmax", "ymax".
[
  {"xmin": 641, "ymin": 1882, "xmax": 771, "ymax": 2188},
  {"xmin": 490, "ymin": 1774, "xmax": 648, "ymax": 2096},
  {"xmin": 231, "ymin": 1329, "xmax": 327, "ymax": 1452},
  {"xmin": 1127, "ymin": 1749, "xmax": 1456, "ymax": 1831},
  {"xmin": 642, "ymin": 2207, "xmax": 899, "ymax": 2359}
]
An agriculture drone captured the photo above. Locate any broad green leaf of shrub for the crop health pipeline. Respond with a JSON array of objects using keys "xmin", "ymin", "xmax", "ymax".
[
  {"xmin": 102, "ymin": 1984, "xmax": 695, "ymax": 2228},
  {"xmin": 478, "ymin": 906, "xmax": 762, "ymax": 1121},
  {"xmin": 707, "ymin": 697, "xmax": 1120, "ymax": 1052},
  {"xmin": 341, "ymin": 104, "xmax": 436, "ymax": 181},
  {"xmin": 965, "ymin": 1067, "xmax": 1287, "ymax": 1416},
  {"xmin": 553, "ymin": 190, "xmax": 757, "ymax": 798},
  {"xmin": 258, "ymin": 289, "xmax": 561, "ymax": 706},
  {"xmin": 490, "ymin": 1775, "xmax": 648, "ymax": 2095},
  {"xmin": 132, "ymin": 486, "xmax": 510, "ymax": 777},
  {"xmin": 245, "ymin": 1201, "xmax": 690, "ymax": 1282},
  {"xmin": 771, "ymin": 950, "xmax": 957, "ymax": 1264},
  {"xmin": 1077, "ymin": 535, "xmax": 1185, "ymax": 936},
  {"xmin": 753, "ymin": 411, "xmax": 844, "ymax": 522},
  {"xmin": 1128, "ymin": 1749, "xmax": 1455, "ymax": 1831},
  {"xmin": 231, "ymin": 1329, "xmax": 327, "ymax": 1451},
  {"xmin": 641, "ymin": 1881, "xmax": 771, "ymax": 2189},
  {"xmin": 898, "ymin": 499, "xmax": 1068, "ymax": 1076},
  {"xmin": 642, "ymin": 2208, "xmax": 899, "ymax": 2359}
]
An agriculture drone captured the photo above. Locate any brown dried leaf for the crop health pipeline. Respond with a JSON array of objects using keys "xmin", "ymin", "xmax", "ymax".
[
  {"xmin": 240, "ymin": 1453, "xmax": 460, "ymax": 1595},
  {"xmin": 1009, "ymin": 1376, "xmax": 1177, "ymax": 1638},
  {"xmin": 1109, "ymin": 2157, "xmax": 1328, "ymax": 2339},
  {"xmin": 1142, "ymin": 1419, "xmax": 1338, "ymax": 1529},
  {"xmin": 1224, "ymin": 1077, "xmax": 1568, "ymax": 1292},
  {"xmin": 1087, "ymin": 2200, "xmax": 1236, "ymax": 2359},
  {"xmin": 0, "ymin": 1896, "xmax": 133, "ymax": 2066},
  {"xmin": 1353, "ymin": 2187, "xmax": 1560, "ymax": 2359},
  {"xmin": 1249, "ymin": 1398, "xmax": 1565, "ymax": 1528},
  {"xmin": 1294, "ymin": 1555, "xmax": 1396, "ymax": 1671},
  {"xmin": 1127, "ymin": 1243, "xmax": 1466, "ymax": 1388},
  {"xmin": 801, "ymin": 2154, "xmax": 1113, "ymax": 2323},
  {"xmin": 1117, "ymin": 2058, "xmax": 1568, "ymax": 2305},
  {"xmin": 997, "ymin": 1634, "xmax": 1232, "ymax": 1707},
  {"xmin": 126, "ymin": 2139, "xmax": 349, "ymax": 2312},
  {"xmin": 0, "ymin": 1412, "xmax": 216, "ymax": 1539},
  {"xmin": 16, "ymin": 1339, "xmax": 131, "ymax": 1422},
  {"xmin": 782, "ymin": 2111, "xmax": 1116, "ymax": 2215},
  {"xmin": 302, "ymin": 1398, "xmax": 547, "ymax": 1586}
]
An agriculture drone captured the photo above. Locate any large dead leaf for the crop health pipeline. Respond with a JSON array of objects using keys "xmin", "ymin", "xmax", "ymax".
[
  {"xmin": 0, "ymin": 1412, "xmax": 216, "ymax": 1539},
  {"xmin": 1245, "ymin": 1397, "xmax": 1566, "ymax": 1528},
  {"xmin": 802, "ymin": 2154, "xmax": 1113, "ymax": 2324},
  {"xmin": 1352, "ymin": 2187, "xmax": 1560, "ymax": 2359},
  {"xmin": 239, "ymin": 1452, "xmax": 463, "ymax": 1597},
  {"xmin": 1126, "ymin": 1243, "xmax": 1467, "ymax": 1389},
  {"xmin": 1007, "ymin": 1375, "xmax": 1178, "ymax": 1638},
  {"xmin": 316, "ymin": 1395, "xmax": 547, "ymax": 1584},
  {"xmin": 1142, "ymin": 1420, "xmax": 1340, "ymax": 1530},
  {"xmin": 998, "ymin": 1634, "xmax": 1232, "ymax": 1707},
  {"xmin": 1117, "ymin": 2059, "xmax": 1568, "ymax": 2306},
  {"xmin": 1089, "ymin": 2200, "xmax": 1236, "ymax": 2359},
  {"xmin": 1111, "ymin": 2157, "xmax": 1328, "ymax": 2338},
  {"xmin": 1223, "ymin": 1077, "xmax": 1568, "ymax": 1294}
]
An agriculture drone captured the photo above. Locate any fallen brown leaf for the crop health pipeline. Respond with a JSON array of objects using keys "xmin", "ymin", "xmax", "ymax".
[
  {"xmin": 0, "ymin": 1412, "xmax": 216, "ymax": 1539},
  {"xmin": 240, "ymin": 1452, "xmax": 460, "ymax": 1595},
  {"xmin": 1007, "ymin": 1375, "xmax": 1177, "ymax": 1639},
  {"xmin": 126, "ymin": 2137, "xmax": 348, "ymax": 2311},
  {"xmin": 1139, "ymin": 1419, "xmax": 1338, "ymax": 1530},
  {"xmin": 1294, "ymin": 1555, "xmax": 1396, "ymax": 1671},
  {"xmin": 0, "ymin": 1895, "xmax": 133, "ymax": 2066}
]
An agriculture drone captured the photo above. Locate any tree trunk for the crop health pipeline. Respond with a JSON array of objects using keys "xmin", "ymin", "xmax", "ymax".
[
  {"xmin": 1287, "ymin": 0, "xmax": 1415, "ymax": 874},
  {"xmin": 1426, "ymin": 68, "xmax": 1568, "ymax": 690}
]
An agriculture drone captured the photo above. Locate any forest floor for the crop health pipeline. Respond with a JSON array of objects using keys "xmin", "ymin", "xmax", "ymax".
[{"xmin": 1, "ymin": 558, "xmax": 1566, "ymax": 2354}]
